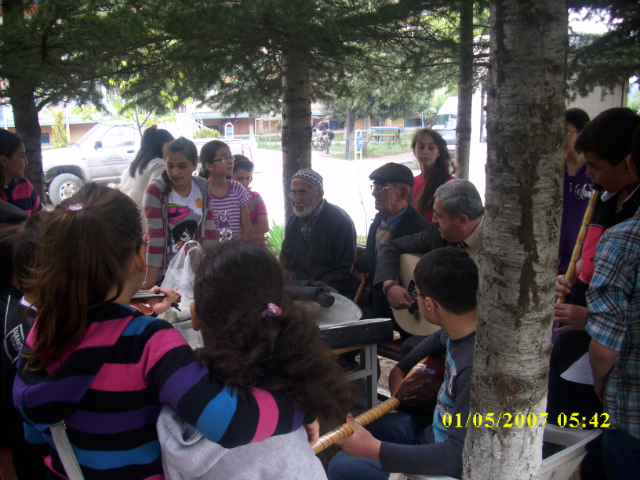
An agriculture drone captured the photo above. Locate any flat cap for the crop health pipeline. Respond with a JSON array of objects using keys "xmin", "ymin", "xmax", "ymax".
[{"xmin": 369, "ymin": 163, "xmax": 414, "ymax": 187}]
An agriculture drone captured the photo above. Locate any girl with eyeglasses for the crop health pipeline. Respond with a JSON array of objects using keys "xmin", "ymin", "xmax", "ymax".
[
  {"xmin": 199, "ymin": 140, "xmax": 252, "ymax": 241},
  {"xmin": 141, "ymin": 137, "xmax": 217, "ymax": 289}
]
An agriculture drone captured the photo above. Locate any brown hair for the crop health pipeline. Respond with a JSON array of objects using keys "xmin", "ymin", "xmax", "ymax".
[
  {"xmin": 161, "ymin": 137, "xmax": 198, "ymax": 195},
  {"xmin": 198, "ymin": 140, "xmax": 228, "ymax": 179},
  {"xmin": 24, "ymin": 183, "xmax": 142, "ymax": 371},
  {"xmin": 193, "ymin": 241, "xmax": 352, "ymax": 422},
  {"xmin": 13, "ymin": 212, "xmax": 46, "ymax": 292},
  {"xmin": 412, "ymin": 128, "xmax": 454, "ymax": 216}
]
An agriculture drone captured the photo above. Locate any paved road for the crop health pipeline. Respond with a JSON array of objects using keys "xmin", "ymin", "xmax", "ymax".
[{"xmin": 245, "ymin": 143, "xmax": 487, "ymax": 237}]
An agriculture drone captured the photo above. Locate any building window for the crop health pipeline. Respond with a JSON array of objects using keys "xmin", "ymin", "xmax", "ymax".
[
  {"xmin": 41, "ymin": 133, "xmax": 51, "ymax": 144},
  {"xmin": 404, "ymin": 118, "xmax": 422, "ymax": 127}
]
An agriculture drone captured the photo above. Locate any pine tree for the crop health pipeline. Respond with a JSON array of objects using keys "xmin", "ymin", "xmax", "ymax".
[{"xmin": 52, "ymin": 111, "xmax": 69, "ymax": 149}]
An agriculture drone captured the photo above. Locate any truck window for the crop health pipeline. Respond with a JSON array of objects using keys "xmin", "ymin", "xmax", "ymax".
[{"xmin": 101, "ymin": 126, "xmax": 136, "ymax": 148}]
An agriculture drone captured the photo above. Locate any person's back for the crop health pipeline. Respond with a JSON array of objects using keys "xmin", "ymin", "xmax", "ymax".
[
  {"xmin": 158, "ymin": 242, "xmax": 352, "ymax": 480},
  {"xmin": 13, "ymin": 184, "xmax": 307, "ymax": 480}
]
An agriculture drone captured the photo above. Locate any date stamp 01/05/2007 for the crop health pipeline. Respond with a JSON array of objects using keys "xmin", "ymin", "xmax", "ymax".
[{"xmin": 442, "ymin": 412, "xmax": 611, "ymax": 429}]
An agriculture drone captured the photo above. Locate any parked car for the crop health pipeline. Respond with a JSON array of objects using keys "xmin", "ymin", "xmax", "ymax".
[{"xmin": 43, "ymin": 121, "xmax": 254, "ymax": 205}]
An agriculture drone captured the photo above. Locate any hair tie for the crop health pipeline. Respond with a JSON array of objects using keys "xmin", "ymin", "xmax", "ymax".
[
  {"xmin": 67, "ymin": 204, "xmax": 83, "ymax": 211},
  {"xmin": 151, "ymin": 124, "xmax": 158, "ymax": 130},
  {"xmin": 262, "ymin": 303, "xmax": 282, "ymax": 318}
]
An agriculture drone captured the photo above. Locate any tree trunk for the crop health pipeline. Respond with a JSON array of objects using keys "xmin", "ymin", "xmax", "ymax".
[
  {"xmin": 456, "ymin": 0, "xmax": 474, "ymax": 180},
  {"xmin": 9, "ymin": 84, "xmax": 45, "ymax": 200},
  {"xmin": 281, "ymin": 48, "xmax": 312, "ymax": 222},
  {"xmin": 3, "ymin": 0, "xmax": 46, "ymax": 200},
  {"xmin": 462, "ymin": 0, "xmax": 567, "ymax": 478}
]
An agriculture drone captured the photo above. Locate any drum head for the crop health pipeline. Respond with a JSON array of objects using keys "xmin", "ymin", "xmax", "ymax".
[{"xmin": 299, "ymin": 293, "xmax": 362, "ymax": 327}]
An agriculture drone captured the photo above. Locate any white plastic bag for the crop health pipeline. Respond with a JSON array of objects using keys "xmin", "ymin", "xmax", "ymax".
[{"xmin": 161, "ymin": 240, "xmax": 199, "ymax": 294}]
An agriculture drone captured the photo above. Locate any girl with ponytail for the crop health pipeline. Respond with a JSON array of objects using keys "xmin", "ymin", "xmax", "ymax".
[{"xmin": 14, "ymin": 184, "xmax": 309, "ymax": 480}]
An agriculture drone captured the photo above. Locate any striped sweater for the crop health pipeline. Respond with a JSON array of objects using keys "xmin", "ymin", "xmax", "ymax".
[
  {"xmin": 143, "ymin": 176, "xmax": 218, "ymax": 272},
  {"xmin": 1, "ymin": 178, "xmax": 43, "ymax": 215},
  {"xmin": 13, "ymin": 303, "xmax": 305, "ymax": 480}
]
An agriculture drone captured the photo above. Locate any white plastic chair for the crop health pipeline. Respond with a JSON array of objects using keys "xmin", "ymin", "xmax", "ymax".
[{"xmin": 389, "ymin": 424, "xmax": 603, "ymax": 480}]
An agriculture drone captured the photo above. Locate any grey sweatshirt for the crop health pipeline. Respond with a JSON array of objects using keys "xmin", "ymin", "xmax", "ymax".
[{"xmin": 157, "ymin": 405, "xmax": 328, "ymax": 480}]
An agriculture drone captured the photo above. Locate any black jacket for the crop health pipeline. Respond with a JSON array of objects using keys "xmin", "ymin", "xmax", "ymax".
[
  {"xmin": 373, "ymin": 221, "xmax": 451, "ymax": 287},
  {"xmin": 281, "ymin": 201, "xmax": 356, "ymax": 296},
  {"xmin": 354, "ymin": 206, "xmax": 430, "ymax": 277}
]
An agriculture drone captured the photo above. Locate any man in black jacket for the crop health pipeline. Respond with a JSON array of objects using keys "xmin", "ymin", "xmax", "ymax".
[
  {"xmin": 352, "ymin": 163, "xmax": 429, "ymax": 318},
  {"xmin": 281, "ymin": 169, "xmax": 357, "ymax": 296},
  {"xmin": 376, "ymin": 179, "xmax": 484, "ymax": 312}
]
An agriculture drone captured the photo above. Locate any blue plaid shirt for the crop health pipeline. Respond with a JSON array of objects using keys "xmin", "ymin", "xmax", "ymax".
[
  {"xmin": 586, "ymin": 209, "xmax": 640, "ymax": 439},
  {"xmin": 300, "ymin": 199, "xmax": 325, "ymax": 242}
]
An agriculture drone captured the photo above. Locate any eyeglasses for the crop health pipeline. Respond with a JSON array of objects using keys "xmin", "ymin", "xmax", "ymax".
[
  {"xmin": 411, "ymin": 289, "xmax": 426, "ymax": 301},
  {"xmin": 370, "ymin": 183, "xmax": 391, "ymax": 193},
  {"xmin": 214, "ymin": 156, "xmax": 235, "ymax": 164},
  {"xmin": 288, "ymin": 190, "xmax": 311, "ymax": 199}
]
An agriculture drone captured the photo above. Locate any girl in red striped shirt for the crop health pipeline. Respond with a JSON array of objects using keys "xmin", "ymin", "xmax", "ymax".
[{"xmin": 0, "ymin": 129, "xmax": 43, "ymax": 215}]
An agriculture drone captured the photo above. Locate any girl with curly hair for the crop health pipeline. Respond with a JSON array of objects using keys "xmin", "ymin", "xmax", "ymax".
[{"xmin": 158, "ymin": 241, "xmax": 353, "ymax": 480}]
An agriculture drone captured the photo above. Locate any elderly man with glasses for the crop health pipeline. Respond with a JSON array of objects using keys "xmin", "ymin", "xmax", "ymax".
[
  {"xmin": 280, "ymin": 168, "xmax": 357, "ymax": 295},
  {"xmin": 351, "ymin": 163, "xmax": 429, "ymax": 318}
]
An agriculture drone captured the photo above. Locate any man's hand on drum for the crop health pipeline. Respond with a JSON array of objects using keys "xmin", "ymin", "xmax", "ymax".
[
  {"xmin": 147, "ymin": 286, "xmax": 181, "ymax": 315},
  {"xmin": 350, "ymin": 265, "xmax": 367, "ymax": 284},
  {"xmin": 336, "ymin": 414, "xmax": 381, "ymax": 461},
  {"xmin": 553, "ymin": 303, "xmax": 588, "ymax": 332},
  {"xmin": 386, "ymin": 284, "xmax": 414, "ymax": 310}
]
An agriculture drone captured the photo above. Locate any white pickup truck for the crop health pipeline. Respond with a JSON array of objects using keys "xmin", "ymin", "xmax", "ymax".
[{"xmin": 43, "ymin": 121, "xmax": 254, "ymax": 205}]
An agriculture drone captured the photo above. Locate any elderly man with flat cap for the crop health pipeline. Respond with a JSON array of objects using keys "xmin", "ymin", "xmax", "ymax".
[
  {"xmin": 352, "ymin": 162, "xmax": 429, "ymax": 318},
  {"xmin": 280, "ymin": 168, "xmax": 357, "ymax": 295}
]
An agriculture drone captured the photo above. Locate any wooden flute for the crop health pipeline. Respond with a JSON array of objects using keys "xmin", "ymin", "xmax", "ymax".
[
  {"xmin": 556, "ymin": 190, "xmax": 599, "ymax": 305},
  {"xmin": 313, "ymin": 355, "xmax": 444, "ymax": 454}
]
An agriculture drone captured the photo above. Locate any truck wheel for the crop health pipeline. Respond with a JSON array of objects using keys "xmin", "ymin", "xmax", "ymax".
[{"xmin": 49, "ymin": 173, "xmax": 84, "ymax": 206}]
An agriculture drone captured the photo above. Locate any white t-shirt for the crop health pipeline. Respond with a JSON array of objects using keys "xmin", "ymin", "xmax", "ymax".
[{"xmin": 167, "ymin": 180, "xmax": 203, "ymax": 261}]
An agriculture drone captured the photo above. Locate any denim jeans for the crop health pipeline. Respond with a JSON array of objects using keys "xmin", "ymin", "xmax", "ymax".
[
  {"xmin": 602, "ymin": 428, "xmax": 640, "ymax": 480},
  {"xmin": 327, "ymin": 411, "xmax": 429, "ymax": 480}
]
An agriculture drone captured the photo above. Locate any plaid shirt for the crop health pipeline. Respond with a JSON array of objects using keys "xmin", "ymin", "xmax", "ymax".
[
  {"xmin": 586, "ymin": 209, "xmax": 640, "ymax": 439},
  {"xmin": 300, "ymin": 199, "xmax": 325, "ymax": 242}
]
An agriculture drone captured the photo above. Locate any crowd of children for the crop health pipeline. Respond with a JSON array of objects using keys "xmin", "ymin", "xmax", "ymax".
[{"xmin": 0, "ymin": 108, "xmax": 639, "ymax": 480}]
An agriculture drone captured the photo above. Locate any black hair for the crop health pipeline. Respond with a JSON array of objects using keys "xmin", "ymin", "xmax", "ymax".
[
  {"xmin": 129, "ymin": 128, "xmax": 174, "ymax": 177},
  {"xmin": 632, "ymin": 123, "xmax": 640, "ymax": 174},
  {"xmin": 414, "ymin": 247, "xmax": 478, "ymax": 315},
  {"xmin": 13, "ymin": 212, "xmax": 46, "ymax": 292},
  {"xmin": 0, "ymin": 225, "xmax": 19, "ymax": 289},
  {"xmin": 565, "ymin": 108, "xmax": 590, "ymax": 132},
  {"xmin": 574, "ymin": 108, "xmax": 640, "ymax": 166},
  {"xmin": 160, "ymin": 137, "xmax": 198, "ymax": 195},
  {"xmin": 0, "ymin": 129, "xmax": 24, "ymax": 187},
  {"xmin": 171, "ymin": 220, "xmax": 198, "ymax": 244},
  {"xmin": 193, "ymin": 241, "xmax": 352, "ymax": 423},
  {"xmin": 198, "ymin": 140, "xmax": 228, "ymax": 179},
  {"xmin": 233, "ymin": 155, "xmax": 254, "ymax": 173}
]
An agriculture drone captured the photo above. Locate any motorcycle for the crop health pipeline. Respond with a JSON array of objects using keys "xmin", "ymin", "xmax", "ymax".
[{"xmin": 312, "ymin": 121, "xmax": 335, "ymax": 153}]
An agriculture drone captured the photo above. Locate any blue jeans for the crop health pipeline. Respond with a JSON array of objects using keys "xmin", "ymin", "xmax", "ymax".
[
  {"xmin": 602, "ymin": 428, "xmax": 640, "ymax": 480},
  {"xmin": 328, "ymin": 411, "xmax": 429, "ymax": 480}
]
